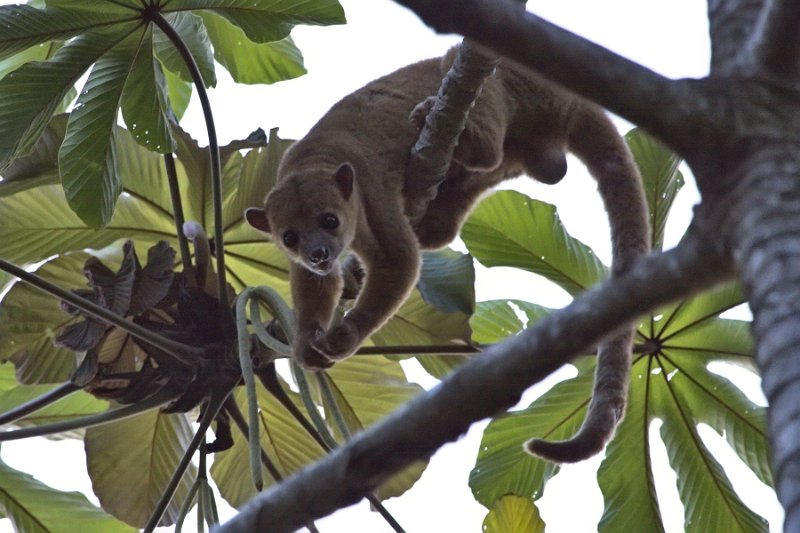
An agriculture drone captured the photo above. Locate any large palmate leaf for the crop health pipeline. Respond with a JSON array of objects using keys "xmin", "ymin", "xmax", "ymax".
[
  {"xmin": 462, "ymin": 191, "xmax": 607, "ymax": 296},
  {"xmin": 84, "ymin": 410, "xmax": 196, "ymax": 528},
  {"xmin": 469, "ymin": 130, "xmax": 768, "ymax": 530},
  {"xmin": 323, "ymin": 356, "xmax": 428, "ymax": 499},
  {"xmin": 0, "ymin": 0, "xmax": 344, "ymax": 225},
  {"xmin": 0, "ymin": 455, "xmax": 134, "ymax": 533},
  {"xmin": 211, "ymin": 383, "xmax": 326, "ymax": 507}
]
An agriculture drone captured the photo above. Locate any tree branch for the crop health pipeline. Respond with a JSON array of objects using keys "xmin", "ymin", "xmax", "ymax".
[
  {"xmin": 217, "ymin": 230, "xmax": 733, "ymax": 532},
  {"xmin": 390, "ymin": 0, "xmax": 717, "ymax": 157},
  {"xmin": 707, "ymin": 0, "xmax": 765, "ymax": 74},
  {"xmin": 749, "ymin": 0, "xmax": 800, "ymax": 79}
]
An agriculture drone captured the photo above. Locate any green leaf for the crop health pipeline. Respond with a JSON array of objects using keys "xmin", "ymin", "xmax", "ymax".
[
  {"xmin": 120, "ymin": 28, "xmax": 175, "ymax": 154},
  {"xmin": 59, "ymin": 29, "xmax": 150, "ymax": 228},
  {"xmin": 0, "ymin": 364, "xmax": 107, "ymax": 429},
  {"xmin": 85, "ymin": 410, "xmax": 197, "ymax": 528},
  {"xmin": 0, "ymin": 455, "xmax": 134, "ymax": 533},
  {"xmin": 0, "ymin": 253, "xmax": 97, "ymax": 384},
  {"xmin": 200, "ymin": 12, "xmax": 306, "ymax": 84},
  {"xmin": 373, "ymin": 288, "xmax": 472, "ymax": 379},
  {"xmin": 462, "ymin": 191, "xmax": 607, "ymax": 296},
  {"xmin": 654, "ymin": 281, "xmax": 745, "ymax": 341},
  {"xmin": 0, "ymin": 4, "xmax": 133, "ymax": 61},
  {"xmin": 470, "ymin": 361, "xmax": 595, "ymax": 508},
  {"xmin": 0, "ymin": 113, "xmax": 66, "ymax": 196},
  {"xmin": 324, "ymin": 356, "xmax": 427, "ymax": 499},
  {"xmin": 0, "ymin": 29, "xmax": 134, "ymax": 173},
  {"xmin": 211, "ymin": 383, "xmax": 325, "ymax": 507},
  {"xmin": 162, "ymin": 67, "xmax": 192, "ymax": 120},
  {"xmin": 470, "ymin": 299, "xmax": 550, "ymax": 345},
  {"xmin": 153, "ymin": 12, "xmax": 216, "ymax": 88},
  {"xmin": 418, "ymin": 249, "xmax": 475, "ymax": 315},
  {"xmin": 625, "ymin": 128, "xmax": 684, "ymax": 251},
  {"xmin": 483, "ymin": 495, "xmax": 546, "ymax": 533},
  {"xmin": 0, "ymin": 41, "xmax": 61, "ymax": 80},
  {"xmin": 597, "ymin": 356, "xmax": 664, "ymax": 533},
  {"xmin": 163, "ymin": 0, "xmax": 347, "ymax": 43},
  {"xmin": 653, "ymin": 356, "xmax": 768, "ymax": 532}
]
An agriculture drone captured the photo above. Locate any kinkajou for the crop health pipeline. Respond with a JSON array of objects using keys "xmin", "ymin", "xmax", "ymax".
[{"xmin": 246, "ymin": 45, "xmax": 650, "ymax": 462}]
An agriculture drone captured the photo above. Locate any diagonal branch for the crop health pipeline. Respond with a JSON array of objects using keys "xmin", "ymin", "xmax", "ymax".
[
  {"xmin": 390, "ymin": 0, "xmax": 718, "ymax": 158},
  {"xmin": 749, "ymin": 0, "xmax": 800, "ymax": 79},
  {"xmin": 217, "ymin": 229, "xmax": 733, "ymax": 532}
]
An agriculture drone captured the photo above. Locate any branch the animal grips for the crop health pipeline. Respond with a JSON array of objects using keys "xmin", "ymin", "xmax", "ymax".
[{"xmin": 246, "ymin": 44, "xmax": 650, "ymax": 462}]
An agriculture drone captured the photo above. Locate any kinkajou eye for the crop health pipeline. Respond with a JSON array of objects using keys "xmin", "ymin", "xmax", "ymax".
[
  {"xmin": 320, "ymin": 213, "xmax": 339, "ymax": 230},
  {"xmin": 282, "ymin": 230, "xmax": 299, "ymax": 248}
]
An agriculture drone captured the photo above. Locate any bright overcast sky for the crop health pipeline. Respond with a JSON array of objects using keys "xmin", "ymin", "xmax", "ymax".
[{"xmin": 0, "ymin": 1, "xmax": 784, "ymax": 532}]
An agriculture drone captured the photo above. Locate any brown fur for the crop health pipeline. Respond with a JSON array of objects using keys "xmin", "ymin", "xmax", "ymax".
[{"xmin": 246, "ymin": 46, "xmax": 650, "ymax": 461}]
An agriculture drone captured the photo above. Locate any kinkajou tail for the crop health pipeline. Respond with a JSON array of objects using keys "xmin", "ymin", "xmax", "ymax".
[{"xmin": 526, "ymin": 110, "xmax": 650, "ymax": 463}]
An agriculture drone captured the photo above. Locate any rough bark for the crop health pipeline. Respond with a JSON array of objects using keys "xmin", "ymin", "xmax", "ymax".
[{"xmin": 218, "ymin": 0, "xmax": 800, "ymax": 529}]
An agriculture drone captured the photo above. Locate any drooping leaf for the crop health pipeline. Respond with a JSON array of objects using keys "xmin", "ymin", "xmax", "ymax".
[
  {"xmin": 59, "ymin": 29, "xmax": 147, "ymax": 228},
  {"xmin": 162, "ymin": 67, "xmax": 192, "ymax": 120},
  {"xmin": 462, "ymin": 191, "xmax": 607, "ymax": 296},
  {"xmin": 120, "ymin": 27, "xmax": 175, "ymax": 154},
  {"xmin": 625, "ymin": 128, "xmax": 684, "ymax": 251},
  {"xmin": 85, "ymin": 410, "xmax": 196, "ymax": 528},
  {"xmin": 162, "ymin": 0, "xmax": 347, "ymax": 44},
  {"xmin": 200, "ymin": 11, "xmax": 306, "ymax": 84},
  {"xmin": 483, "ymin": 494, "xmax": 546, "ymax": 533},
  {"xmin": 323, "ymin": 356, "xmax": 428, "ymax": 499},
  {"xmin": 417, "ymin": 249, "xmax": 475, "ymax": 316},
  {"xmin": 0, "ymin": 454, "xmax": 134, "ymax": 533},
  {"xmin": 0, "ymin": 41, "xmax": 62, "ymax": 80},
  {"xmin": 0, "ymin": 29, "xmax": 134, "ymax": 173},
  {"xmin": 0, "ymin": 113, "xmax": 66, "ymax": 195}
]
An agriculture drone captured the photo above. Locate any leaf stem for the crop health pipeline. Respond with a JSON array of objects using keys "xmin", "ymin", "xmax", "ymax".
[
  {"xmin": 149, "ymin": 12, "xmax": 229, "ymax": 314},
  {"xmin": 0, "ymin": 383, "xmax": 80, "ymax": 426},
  {"xmin": 164, "ymin": 152, "xmax": 196, "ymax": 287},
  {"xmin": 0, "ymin": 258, "xmax": 202, "ymax": 363},
  {"xmin": 144, "ymin": 390, "xmax": 229, "ymax": 533},
  {"xmin": 0, "ymin": 391, "xmax": 170, "ymax": 441}
]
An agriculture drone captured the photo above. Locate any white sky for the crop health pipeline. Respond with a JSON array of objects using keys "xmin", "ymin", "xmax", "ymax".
[{"xmin": 0, "ymin": 1, "xmax": 785, "ymax": 532}]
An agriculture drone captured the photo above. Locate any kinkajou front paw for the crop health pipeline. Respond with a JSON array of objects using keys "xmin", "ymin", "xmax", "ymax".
[
  {"xmin": 408, "ymin": 96, "xmax": 437, "ymax": 129},
  {"xmin": 294, "ymin": 328, "xmax": 334, "ymax": 371},
  {"xmin": 314, "ymin": 319, "xmax": 360, "ymax": 361}
]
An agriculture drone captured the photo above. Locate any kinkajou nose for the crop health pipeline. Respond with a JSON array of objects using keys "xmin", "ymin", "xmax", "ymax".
[{"xmin": 309, "ymin": 246, "xmax": 330, "ymax": 264}]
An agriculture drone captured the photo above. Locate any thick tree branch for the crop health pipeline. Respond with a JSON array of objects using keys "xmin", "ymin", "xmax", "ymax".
[
  {"xmin": 728, "ymin": 147, "xmax": 800, "ymax": 531},
  {"xmin": 218, "ymin": 230, "xmax": 732, "ymax": 532},
  {"xmin": 707, "ymin": 0, "xmax": 765, "ymax": 74},
  {"xmin": 390, "ymin": 0, "xmax": 719, "ymax": 158},
  {"xmin": 749, "ymin": 0, "xmax": 800, "ymax": 79}
]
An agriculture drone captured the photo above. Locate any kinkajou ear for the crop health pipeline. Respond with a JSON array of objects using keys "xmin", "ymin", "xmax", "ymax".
[
  {"xmin": 334, "ymin": 163, "xmax": 355, "ymax": 200},
  {"xmin": 244, "ymin": 207, "xmax": 271, "ymax": 233}
]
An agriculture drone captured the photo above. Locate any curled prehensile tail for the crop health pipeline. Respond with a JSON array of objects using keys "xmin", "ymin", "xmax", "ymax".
[{"xmin": 525, "ymin": 109, "xmax": 651, "ymax": 463}]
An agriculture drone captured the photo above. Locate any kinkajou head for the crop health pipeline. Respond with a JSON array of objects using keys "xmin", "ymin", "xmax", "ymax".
[{"xmin": 245, "ymin": 162, "xmax": 358, "ymax": 276}]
